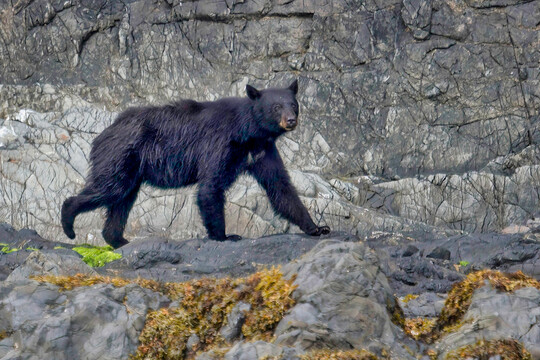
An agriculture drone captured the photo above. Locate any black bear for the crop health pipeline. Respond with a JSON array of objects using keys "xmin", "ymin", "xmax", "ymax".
[{"xmin": 61, "ymin": 80, "xmax": 330, "ymax": 248}]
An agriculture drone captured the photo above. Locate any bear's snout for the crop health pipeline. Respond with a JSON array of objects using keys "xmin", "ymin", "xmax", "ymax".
[{"xmin": 280, "ymin": 113, "xmax": 297, "ymax": 131}]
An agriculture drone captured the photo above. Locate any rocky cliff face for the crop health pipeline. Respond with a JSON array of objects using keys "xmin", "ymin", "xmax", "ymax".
[{"xmin": 0, "ymin": 0, "xmax": 539, "ymax": 244}]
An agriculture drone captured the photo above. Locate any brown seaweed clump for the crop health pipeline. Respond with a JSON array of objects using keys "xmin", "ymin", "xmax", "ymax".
[
  {"xmin": 131, "ymin": 267, "xmax": 296, "ymax": 360},
  {"xmin": 403, "ymin": 270, "xmax": 540, "ymax": 344},
  {"xmin": 298, "ymin": 349, "xmax": 379, "ymax": 360},
  {"xmin": 403, "ymin": 317, "xmax": 437, "ymax": 342},
  {"xmin": 437, "ymin": 270, "xmax": 540, "ymax": 331},
  {"xmin": 34, "ymin": 268, "xmax": 296, "ymax": 360},
  {"xmin": 445, "ymin": 339, "xmax": 532, "ymax": 360},
  {"xmin": 32, "ymin": 273, "xmax": 169, "ymax": 293}
]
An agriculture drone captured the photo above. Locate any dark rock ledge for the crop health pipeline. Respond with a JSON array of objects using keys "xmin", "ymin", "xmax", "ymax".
[{"xmin": 1, "ymin": 222, "xmax": 540, "ymax": 359}]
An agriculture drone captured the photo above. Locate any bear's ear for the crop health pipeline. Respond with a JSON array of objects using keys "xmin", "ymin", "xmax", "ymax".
[
  {"xmin": 246, "ymin": 85, "xmax": 261, "ymax": 100},
  {"xmin": 289, "ymin": 79, "xmax": 298, "ymax": 95}
]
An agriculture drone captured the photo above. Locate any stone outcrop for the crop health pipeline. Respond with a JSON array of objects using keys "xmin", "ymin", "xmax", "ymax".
[
  {"xmin": 274, "ymin": 240, "xmax": 417, "ymax": 358},
  {"xmin": 436, "ymin": 285, "xmax": 540, "ymax": 359},
  {"xmin": 367, "ymin": 230, "xmax": 540, "ymax": 295},
  {"xmin": 0, "ymin": 279, "xmax": 169, "ymax": 360},
  {"xmin": 2, "ymin": 227, "xmax": 540, "ymax": 359}
]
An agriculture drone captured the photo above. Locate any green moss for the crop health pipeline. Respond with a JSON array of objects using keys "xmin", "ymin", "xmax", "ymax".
[
  {"xmin": 401, "ymin": 294, "xmax": 419, "ymax": 304},
  {"xmin": 458, "ymin": 260, "xmax": 470, "ymax": 267},
  {"xmin": 54, "ymin": 246, "xmax": 66, "ymax": 250},
  {"xmin": 0, "ymin": 244, "xmax": 18, "ymax": 254},
  {"xmin": 445, "ymin": 339, "xmax": 532, "ymax": 360},
  {"xmin": 72, "ymin": 244, "xmax": 122, "ymax": 267},
  {"xmin": 25, "ymin": 247, "xmax": 39, "ymax": 251}
]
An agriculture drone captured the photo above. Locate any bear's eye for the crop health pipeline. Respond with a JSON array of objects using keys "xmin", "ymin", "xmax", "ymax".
[
  {"xmin": 273, "ymin": 104, "xmax": 282, "ymax": 112},
  {"xmin": 291, "ymin": 103, "xmax": 298, "ymax": 111}
]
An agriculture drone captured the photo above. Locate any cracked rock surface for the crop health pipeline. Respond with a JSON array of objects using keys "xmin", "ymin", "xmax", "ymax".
[
  {"xmin": 274, "ymin": 240, "xmax": 417, "ymax": 358},
  {"xmin": 0, "ymin": 279, "xmax": 170, "ymax": 360},
  {"xmin": 436, "ymin": 285, "xmax": 540, "ymax": 358},
  {"xmin": 0, "ymin": 0, "xmax": 539, "ymax": 244},
  {"xmin": 2, "ymin": 228, "xmax": 540, "ymax": 358}
]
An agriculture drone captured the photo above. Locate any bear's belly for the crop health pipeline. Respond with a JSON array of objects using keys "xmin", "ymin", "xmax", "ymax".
[{"xmin": 142, "ymin": 159, "xmax": 198, "ymax": 189}]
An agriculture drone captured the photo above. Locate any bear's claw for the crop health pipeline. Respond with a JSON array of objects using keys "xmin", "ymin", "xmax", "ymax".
[{"xmin": 308, "ymin": 226, "xmax": 331, "ymax": 236}]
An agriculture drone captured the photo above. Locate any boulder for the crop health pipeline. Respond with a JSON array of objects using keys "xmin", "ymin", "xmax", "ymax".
[
  {"xmin": 274, "ymin": 240, "xmax": 417, "ymax": 358},
  {"xmin": 0, "ymin": 280, "xmax": 169, "ymax": 360},
  {"xmin": 436, "ymin": 285, "xmax": 540, "ymax": 359},
  {"xmin": 6, "ymin": 250, "xmax": 96, "ymax": 282}
]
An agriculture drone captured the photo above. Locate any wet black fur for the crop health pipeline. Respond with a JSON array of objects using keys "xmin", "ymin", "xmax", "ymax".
[{"xmin": 61, "ymin": 80, "xmax": 330, "ymax": 248}]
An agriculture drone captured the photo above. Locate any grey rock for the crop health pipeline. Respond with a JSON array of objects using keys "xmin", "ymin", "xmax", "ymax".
[
  {"xmin": 224, "ymin": 340, "xmax": 299, "ymax": 360},
  {"xmin": 0, "ymin": 251, "xmax": 31, "ymax": 281},
  {"xmin": 366, "ymin": 231, "xmax": 465, "ymax": 295},
  {"xmin": 195, "ymin": 349, "xmax": 230, "ymax": 360},
  {"xmin": 186, "ymin": 334, "xmax": 200, "ymax": 351},
  {"xmin": 368, "ymin": 231, "xmax": 540, "ymax": 295},
  {"xmin": 435, "ymin": 285, "xmax": 540, "ymax": 358},
  {"xmin": 100, "ymin": 233, "xmax": 355, "ymax": 282},
  {"xmin": 0, "ymin": 279, "xmax": 169, "ymax": 360},
  {"xmin": 399, "ymin": 292, "xmax": 447, "ymax": 318},
  {"xmin": 402, "ymin": 244, "xmax": 419, "ymax": 257},
  {"xmin": 274, "ymin": 240, "xmax": 417, "ymax": 358},
  {"xmin": 220, "ymin": 302, "xmax": 251, "ymax": 342},
  {"xmin": 401, "ymin": 0, "xmax": 432, "ymax": 39},
  {"xmin": 427, "ymin": 246, "xmax": 451, "ymax": 260},
  {"xmin": 6, "ymin": 250, "xmax": 96, "ymax": 281},
  {"xmin": 357, "ymin": 145, "xmax": 540, "ymax": 233}
]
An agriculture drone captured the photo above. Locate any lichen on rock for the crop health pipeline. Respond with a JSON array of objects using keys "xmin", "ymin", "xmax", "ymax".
[
  {"xmin": 132, "ymin": 267, "xmax": 296, "ymax": 360},
  {"xmin": 445, "ymin": 339, "xmax": 532, "ymax": 360}
]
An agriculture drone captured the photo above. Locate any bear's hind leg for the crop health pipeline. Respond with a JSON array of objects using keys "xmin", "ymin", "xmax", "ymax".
[
  {"xmin": 61, "ymin": 188, "xmax": 104, "ymax": 239},
  {"xmin": 102, "ymin": 185, "xmax": 140, "ymax": 249}
]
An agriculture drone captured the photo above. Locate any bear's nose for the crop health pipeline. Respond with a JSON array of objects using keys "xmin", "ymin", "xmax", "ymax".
[{"xmin": 286, "ymin": 118, "xmax": 297, "ymax": 127}]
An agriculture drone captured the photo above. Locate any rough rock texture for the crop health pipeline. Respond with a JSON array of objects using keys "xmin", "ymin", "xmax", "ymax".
[
  {"xmin": 399, "ymin": 292, "xmax": 447, "ymax": 318},
  {"xmin": 0, "ymin": 232, "xmax": 415, "ymax": 360},
  {"xmin": 223, "ymin": 341, "xmax": 299, "ymax": 360},
  {"xmin": 0, "ymin": 279, "xmax": 169, "ymax": 360},
  {"xmin": 367, "ymin": 230, "xmax": 540, "ymax": 295},
  {"xmin": 0, "ymin": 222, "xmax": 78, "ymax": 281},
  {"xmin": 6, "ymin": 250, "xmax": 96, "ymax": 282},
  {"xmin": 2, "ymin": 228, "xmax": 540, "ymax": 359},
  {"xmin": 436, "ymin": 285, "xmax": 540, "ymax": 359},
  {"xmin": 219, "ymin": 302, "xmax": 251, "ymax": 343},
  {"xmin": 274, "ymin": 240, "xmax": 417, "ymax": 358},
  {"xmin": 100, "ymin": 232, "xmax": 356, "ymax": 282},
  {"xmin": 1, "ymin": 0, "xmax": 539, "ymax": 244}
]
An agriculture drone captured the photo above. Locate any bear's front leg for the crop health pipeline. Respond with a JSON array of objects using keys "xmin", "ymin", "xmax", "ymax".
[
  {"xmin": 248, "ymin": 143, "xmax": 331, "ymax": 237},
  {"xmin": 197, "ymin": 184, "xmax": 242, "ymax": 241}
]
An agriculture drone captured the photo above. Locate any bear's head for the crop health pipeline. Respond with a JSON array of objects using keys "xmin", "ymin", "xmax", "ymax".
[{"xmin": 246, "ymin": 80, "xmax": 299, "ymax": 134}]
